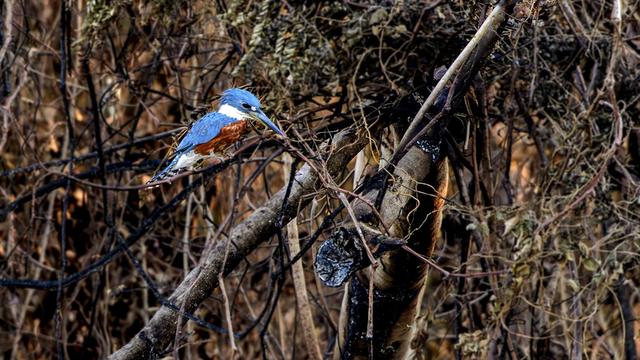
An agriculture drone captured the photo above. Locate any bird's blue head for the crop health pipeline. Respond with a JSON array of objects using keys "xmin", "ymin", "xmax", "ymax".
[{"xmin": 218, "ymin": 88, "xmax": 284, "ymax": 136}]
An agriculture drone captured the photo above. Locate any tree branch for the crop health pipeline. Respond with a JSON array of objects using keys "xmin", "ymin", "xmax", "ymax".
[{"xmin": 109, "ymin": 124, "xmax": 379, "ymax": 359}]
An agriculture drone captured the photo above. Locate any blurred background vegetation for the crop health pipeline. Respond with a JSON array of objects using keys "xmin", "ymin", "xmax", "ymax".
[{"xmin": 0, "ymin": 0, "xmax": 639, "ymax": 359}]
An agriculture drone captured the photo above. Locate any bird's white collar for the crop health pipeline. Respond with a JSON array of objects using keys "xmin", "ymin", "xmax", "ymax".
[{"xmin": 218, "ymin": 104, "xmax": 246, "ymax": 120}]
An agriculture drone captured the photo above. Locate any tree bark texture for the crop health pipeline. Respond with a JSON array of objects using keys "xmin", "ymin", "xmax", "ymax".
[{"xmin": 334, "ymin": 142, "xmax": 449, "ymax": 359}]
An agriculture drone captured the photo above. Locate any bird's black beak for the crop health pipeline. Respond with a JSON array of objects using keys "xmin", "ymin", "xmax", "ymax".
[{"xmin": 253, "ymin": 110, "xmax": 285, "ymax": 137}]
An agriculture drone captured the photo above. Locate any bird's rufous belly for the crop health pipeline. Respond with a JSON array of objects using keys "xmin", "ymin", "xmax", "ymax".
[{"xmin": 194, "ymin": 120, "xmax": 249, "ymax": 155}]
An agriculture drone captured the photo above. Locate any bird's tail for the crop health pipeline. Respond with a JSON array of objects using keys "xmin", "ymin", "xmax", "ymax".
[{"xmin": 147, "ymin": 156, "xmax": 180, "ymax": 185}]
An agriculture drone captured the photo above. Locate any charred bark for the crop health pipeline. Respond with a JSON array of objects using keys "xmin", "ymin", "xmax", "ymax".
[{"xmin": 333, "ymin": 142, "xmax": 448, "ymax": 359}]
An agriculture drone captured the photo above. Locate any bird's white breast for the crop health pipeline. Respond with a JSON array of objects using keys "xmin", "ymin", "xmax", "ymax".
[{"xmin": 218, "ymin": 104, "xmax": 246, "ymax": 120}]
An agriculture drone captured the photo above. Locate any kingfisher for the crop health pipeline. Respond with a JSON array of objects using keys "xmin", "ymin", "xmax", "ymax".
[{"xmin": 148, "ymin": 88, "xmax": 284, "ymax": 183}]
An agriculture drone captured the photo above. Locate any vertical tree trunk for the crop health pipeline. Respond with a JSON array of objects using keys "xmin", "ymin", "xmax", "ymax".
[{"xmin": 334, "ymin": 142, "xmax": 449, "ymax": 359}]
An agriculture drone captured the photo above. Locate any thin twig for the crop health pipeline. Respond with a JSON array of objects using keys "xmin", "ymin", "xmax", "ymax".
[
  {"xmin": 283, "ymin": 153, "xmax": 322, "ymax": 360},
  {"xmin": 219, "ymin": 274, "xmax": 238, "ymax": 353},
  {"xmin": 395, "ymin": 0, "xmax": 511, "ymax": 154}
]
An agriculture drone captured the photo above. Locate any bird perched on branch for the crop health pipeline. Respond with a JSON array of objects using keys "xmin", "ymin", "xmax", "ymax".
[{"xmin": 148, "ymin": 88, "xmax": 284, "ymax": 183}]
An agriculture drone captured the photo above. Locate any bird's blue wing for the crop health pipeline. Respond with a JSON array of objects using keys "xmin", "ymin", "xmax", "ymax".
[
  {"xmin": 148, "ymin": 112, "xmax": 237, "ymax": 183},
  {"xmin": 175, "ymin": 112, "xmax": 237, "ymax": 154}
]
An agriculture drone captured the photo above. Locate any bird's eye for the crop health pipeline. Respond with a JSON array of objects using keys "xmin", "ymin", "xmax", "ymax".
[{"xmin": 242, "ymin": 103, "xmax": 251, "ymax": 109}]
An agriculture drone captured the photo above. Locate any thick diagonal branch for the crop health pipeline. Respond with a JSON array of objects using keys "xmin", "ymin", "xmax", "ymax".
[{"xmin": 110, "ymin": 125, "xmax": 378, "ymax": 359}]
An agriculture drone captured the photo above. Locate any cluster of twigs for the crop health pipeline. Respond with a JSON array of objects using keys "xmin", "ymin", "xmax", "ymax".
[{"xmin": 0, "ymin": 0, "xmax": 639, "ymax": 359}]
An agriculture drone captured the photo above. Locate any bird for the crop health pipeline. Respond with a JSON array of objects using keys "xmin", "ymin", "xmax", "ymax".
[{"xmin": 148, "ymin": 88, "xmax": 284, "ymax": 183}]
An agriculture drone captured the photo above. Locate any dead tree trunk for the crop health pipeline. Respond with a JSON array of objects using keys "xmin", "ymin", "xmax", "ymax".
[
  {"xmin": 333, "ymin": 142, "xmax": 448, "ymax": 359},
  {"xmin": 329, "ymin": 1, "xmax": 519, "ymax": 358}
]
